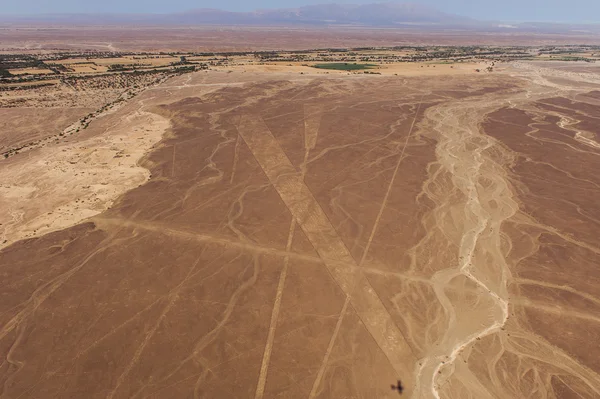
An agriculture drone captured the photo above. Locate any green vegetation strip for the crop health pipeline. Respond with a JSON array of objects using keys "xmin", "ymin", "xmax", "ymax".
[{"xmin": 312, "ymin": 63, "xmax": 377, "ymax": 71}]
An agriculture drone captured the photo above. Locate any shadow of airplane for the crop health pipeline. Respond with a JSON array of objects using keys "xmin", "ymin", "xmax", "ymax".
[{"xmin": 391, "ymin": 379, "xmax": 404, "ymax": 395}]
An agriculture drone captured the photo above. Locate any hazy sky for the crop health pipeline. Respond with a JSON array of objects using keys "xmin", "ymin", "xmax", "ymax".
[{"xmin": 3, "ymin": 0, "xmax": 600, "ymax": 23}]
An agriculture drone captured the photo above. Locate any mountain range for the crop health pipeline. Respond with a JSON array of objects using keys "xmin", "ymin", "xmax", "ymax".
[
  {"xmin": 159, "ymin": 3, "xmax": 475, "ymax": 26},
  {"xmin": 3, "ymin": 2, "xmax": 600, "ymax": 33}
]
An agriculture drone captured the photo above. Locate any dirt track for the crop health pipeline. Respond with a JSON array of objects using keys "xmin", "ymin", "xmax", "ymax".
[{"xmin": 1, "ymin": 66, "xmax": 600, "ymax": 398}]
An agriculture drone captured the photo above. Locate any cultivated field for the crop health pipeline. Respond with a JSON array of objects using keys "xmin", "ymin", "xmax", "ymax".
[{"xmin": 0, "ymin": 48, "xmax": 599, "ymax": 399}]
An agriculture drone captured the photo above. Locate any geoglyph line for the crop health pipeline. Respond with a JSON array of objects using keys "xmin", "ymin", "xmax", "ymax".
[
  {"xmin": 255, "ymin": 104, "xmax": 321, "ymax": 398},
  {"xmin": 308, "ymin": 296, "xmax": 350, "ymax": 399},
  {"xmin": 254, "ymin": 219, "xmax": 295, "ymax": 399},
  {"xmin": 237, "ymin": 114, "xmax": 417, "ymax": 394},
  {"xmin": 360, "ymin": 98, "xmax": 423, "ymax": 267}
]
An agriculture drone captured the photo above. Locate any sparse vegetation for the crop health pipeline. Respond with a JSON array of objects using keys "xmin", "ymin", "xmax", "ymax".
[
  {"xmin": 2, "ymin": 44, "xmax": 598, "ymax": 157},
  {"xmin": 0, "ymin": 68, "xmax": 12, "ymax": 78}
]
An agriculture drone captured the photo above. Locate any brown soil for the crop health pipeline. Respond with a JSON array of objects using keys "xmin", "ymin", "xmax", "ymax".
[
  {"xmin": 3, "ymin": 26, "xmax": 600, "ymax": 53},
  {"xmin": 0, "ymin": 107, "xmax": 92, "ymax": 152},
  {"xmin": 1, "ymin": 64, "xmax": 599, "ymax": 399}
]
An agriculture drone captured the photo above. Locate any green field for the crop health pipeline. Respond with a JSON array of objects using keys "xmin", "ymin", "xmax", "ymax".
[{"xmin": 312, "ymin": 63, "xmax": 378, "ymax": 71}]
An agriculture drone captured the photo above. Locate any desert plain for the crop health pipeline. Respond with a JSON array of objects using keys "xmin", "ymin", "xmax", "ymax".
[{"xmin": 1, "ymin": 41, "xmax": 600, "ymax": 399}]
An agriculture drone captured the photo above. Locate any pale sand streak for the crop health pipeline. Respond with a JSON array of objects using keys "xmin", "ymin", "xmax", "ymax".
[
  {"xmin": 237, "ymin": 114, "xmax": 416, "ymax": 394},
  {"xmin": 360, "ymin": 99, "xmax": 423, "ymax": 266},
  {"xmin": 254, "ymin": 220, "xmax": 295, "ymax": 399},
  {"xmin": 255, "ymin": 105, "xmax": 321, "ymax": 398},
  {"xmin": 308, "ymin": 296, "xmax": 350, "ymax": 399}
]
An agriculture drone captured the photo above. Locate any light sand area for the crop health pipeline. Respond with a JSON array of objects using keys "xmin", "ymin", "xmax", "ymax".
[
  {"xmin": 381, "ymin": 61, "xmax": 492, "ymax": 75},
  {"xmin": 216, "ymin": 61, "xmax": 493, "ymax": 76},
  {"xmin": 67, "ymin": 63, "xmax": 109, "ymax": 73},
  {"xmin": 0, "ymin": 71, "xmax": 274, "ymax": 249},
  {"xmin": 0, "ymin": 97, "xmax": 170, "ymax": 248},
  {"xmin": 8, "ymin": 67, "xmax": 54, "ymax": 75}
]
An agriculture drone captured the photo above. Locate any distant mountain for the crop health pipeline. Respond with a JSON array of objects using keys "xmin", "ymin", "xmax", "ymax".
[
  {"xmin": 3, "ymin": 2, "xmax": 600, "ymax": 34},
  {"xmin": 1, "ymin": 2, "xmax": 478, "ymax": 27},
  {"xmin": 270, "ymin": 3, "xmax": 473, "ymax": 24},
  {"xmin": 163, "ymin": 3, "xmax": 475, "ymax": 26}
]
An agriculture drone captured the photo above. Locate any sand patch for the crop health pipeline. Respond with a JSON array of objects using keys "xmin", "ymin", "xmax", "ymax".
[
  {"xmin": 8, "ymin": 67, "xmax": 54, "ymax": 75},
  {"xmin": 380, "ymin": 61, "xmax": 491, "ymax": 76},
  {"xmin": 215, "ymin": 61, "xmax": 492, "ymax": 77},
  {"xmin": 0, "ymin": 107, "xmax": 170, "ymax": 248}
]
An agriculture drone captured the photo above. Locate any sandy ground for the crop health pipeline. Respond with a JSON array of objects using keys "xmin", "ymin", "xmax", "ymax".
[
  {"xmin": 8, "ymin": 67, "xmax": 54, "ymax": 75},
  {"xmin": 0, "ymin": 71, "xmax": 265, "ymax": 248},
  {"xmin": 3, "ymin": 26, "xmax": 600, "ymax": 52},
  {"xmin": 0, "ymin": 99, "xmax": 170, "ymax": 248},
  {"xmin": 67, "ymin": 63, "xmax": 109, "ymax": 73},
  {"xmin": 1, "ymin": 65, "xmax": 600, "ymax": 399},
  {"xmin": 0, "ymin": 65, "xmax": 491, "ymax": 249},
  {"xmin": 0, "ymin": 107, "xmax": 93, "ymax": 152},
  {"xmin": 214, "ymin": 61, "xmax": 493, "ymax": 77}
]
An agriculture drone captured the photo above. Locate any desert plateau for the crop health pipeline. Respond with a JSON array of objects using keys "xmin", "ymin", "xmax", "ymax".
[{"xmin": 1, "ymin": 4, "xmax": 600, "ymax": 398}]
